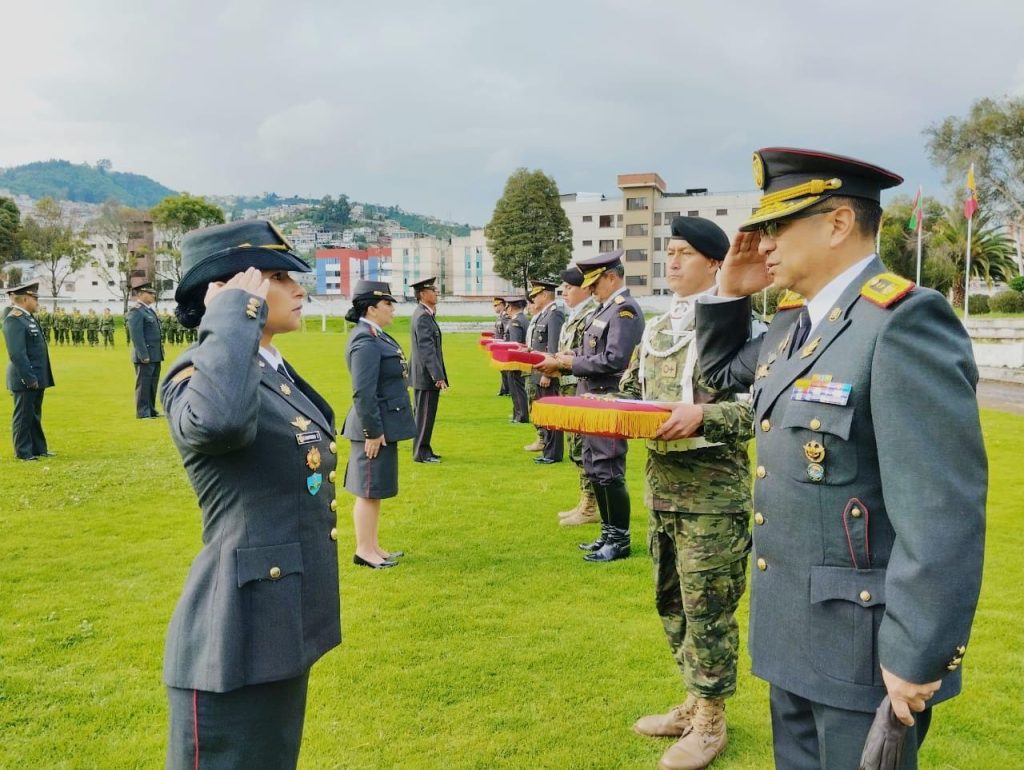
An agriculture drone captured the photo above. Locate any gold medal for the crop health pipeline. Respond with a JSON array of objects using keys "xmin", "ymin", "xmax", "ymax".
[
  {"xmin": 803, "ymin": 441, "xmax": 826, "ymax": 463},
  {"xmin": 306, "ymin": 446, "xmax": 322, "ymax": 471}
]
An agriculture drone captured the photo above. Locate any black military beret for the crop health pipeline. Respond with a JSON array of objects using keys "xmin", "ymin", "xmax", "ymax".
[{"xmin": 668, "ymin": 216, "xmax": 731, "ymax": 261}]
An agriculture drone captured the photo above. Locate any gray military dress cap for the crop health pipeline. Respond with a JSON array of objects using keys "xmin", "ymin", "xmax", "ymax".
[
  {"xmin": 175, "ymin": 219, "xmax": 310, "ymax": 302},
  {"xmin": 352, "ymin": 280, "xmax": 397, "ymax": 303}
]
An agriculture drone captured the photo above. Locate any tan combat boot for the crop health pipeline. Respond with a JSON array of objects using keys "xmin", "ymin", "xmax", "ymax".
[
  {"xmin": 560, "ymin": 490, "xmax": 599, "ymax": 526},
  {"xmin": 633, "ymin": 694, "xmax": 697, "ymax": 737},
  {"xmin": 524, "ymin": 439, "xmax": 544, "ymax": 452},
  {"xmin": 657, "ymin": 697, "xmax": 727, "ymax": 770}
]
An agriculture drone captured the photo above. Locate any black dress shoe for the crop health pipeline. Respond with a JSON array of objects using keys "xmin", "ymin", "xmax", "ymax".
[
  {"xmin": 583, "ymin": 542, "xmax": 631, "ymax": 563},
  {"xmin": 415, "ymin": 456, "xmax": 442, "ymax": 464},
  {"xmin": 578, "ymin": 537, "xmax": 605, "ymax": 552},
  {"xmin": 534, "ymin": 457, "xmax": 558, "ymax": 465},
  {"xmin": 149, "ymin": 413, "xmax": 163, "ymax": 419},
  {"xmin": 382, "ymin": 551, "xmax": 405, "ymax": 559},
  {"xmin": 429, "ymin": 454, "xmax": 442, "ymax": 460},
  {"xmin": 16, "ymin": 455, "xmax": 38, "ymax": 461},
  {"xmin": 353, "ymin": 554, "xmax": 398, "ymax": 569}
]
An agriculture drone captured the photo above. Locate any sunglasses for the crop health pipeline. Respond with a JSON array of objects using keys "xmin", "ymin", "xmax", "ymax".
[{"xmin": 757, "ymin": 207, "xmax": 837, "ymax": 239}]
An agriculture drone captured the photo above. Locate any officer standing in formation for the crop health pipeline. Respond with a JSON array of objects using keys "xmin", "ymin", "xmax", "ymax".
[
  {"xmin": 503, "ymin": 296, "xmax": 530, "ymax": 423},
  {"xmin": 160, "ymin": 220, "xmax": 340, "ymax": 769},
  {"xmin": 99, "ymin": 308, "xmax": 115, "ymax": 347},
  {"xmin": 620, "ymin": 217, "xmax": 753, "ymax": 770},
  {"xmin": 3, "ymin": 282, "xmax": 56, "ymax": 461},
  {"xmin": 693, "ymin": 147, "xmax": 987, "ymax": 769},
  {"xmin": 126, "ymin": 282, "xmax": 165, "ymax": 419},
  {"xmin": 547, "ymin": 250, "xmax": 645, "ymax": 562},
  {"xmin": 492, "ymin": 297, "xmax": 509, "ymax": 395},
  {"xmin": 527, "ymin": 279, "xmax": 565, "ymax": 465},
  {"xmin": 552, "ymin": 266, "xmax": 599, "ymax": 526},
  {"xmin": 409, "ymin": 277, "xmax": 448, "ymax": 463}
]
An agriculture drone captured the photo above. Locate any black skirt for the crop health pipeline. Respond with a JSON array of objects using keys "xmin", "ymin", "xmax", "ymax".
[{"xmin": 344, "ymin": 440, "xmax": 399, "ymax": 499}]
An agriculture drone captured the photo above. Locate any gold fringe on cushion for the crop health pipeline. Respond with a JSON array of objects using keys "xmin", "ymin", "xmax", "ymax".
[
  {"xmin": 490, "ymin": 359, "xmax": 537, "ymax": 374},
  {"xmin": 530, "ymin": 400, "xmax": 668, "ymax": 439}
]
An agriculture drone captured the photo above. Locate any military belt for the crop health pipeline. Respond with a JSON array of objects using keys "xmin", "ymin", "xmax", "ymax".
[{"xmin": 645, "ymin": 437, "xmax": 722, "ymax": 454}]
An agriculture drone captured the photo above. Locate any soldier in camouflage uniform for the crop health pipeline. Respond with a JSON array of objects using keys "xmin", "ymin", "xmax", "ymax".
[
  {"xmin": 37, "ymin": 307, "xmax": 52, "ymax": 343},
  {"xmin": 493, "ymin": 298, "xmax": 510, "ymax": 396},
  {"xmin": 160, "ymin": 310, "xmax": 172, "ymax": 344},
  {"xmin": 619, "ymin": 217, "xmax": 752, "ymax": 770},
  {"xmin": 552, "ymin": 266, "xmax": 598, "ymax": 525},
  {"xmin": 86, "ymin": 309, "xmax": 100, "ymax": 346},
  {"xmin": 99, "ymin": 308, "xmax": 115, "ymax": 347},
  {"xmin": 54, "ymin": 308, "xmax": 69, "ymax": 345},
  {"xmin": 70, "ymin": 308, "xmax": 85, "ymax": 346}
]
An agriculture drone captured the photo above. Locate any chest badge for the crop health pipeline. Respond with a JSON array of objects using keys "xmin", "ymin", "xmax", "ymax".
[
  {"xmin": 291, "ymin": 416, "xmax": 311, "ymax": 431},
  {"xmin": 806, "ymin": 463, "xmax": 825, "ymax": 483},
  {"xmin": 660, "ymin": 360, "xmax": 678, "ymax": 378},
  {"xmin": 306, "ymin": 446, "xmax": 322, "ymax": 471},
  {"xmin": 280, "ymin": 383, "xmax": 292, "ymax": 396},
  {"xmin": 828, "ymin": 307, "xmax": 842, "ymax": 322},
  {"xmin": 800, "ymin": 337, "xmax": 821, "ymax": 358},
  {"xmin": 306, "ymin": 472, "xmax": 323, "ymax": 496},
  {"xmin": 803, "ymin": 441, "xmax": 826, "ymax": 463}
]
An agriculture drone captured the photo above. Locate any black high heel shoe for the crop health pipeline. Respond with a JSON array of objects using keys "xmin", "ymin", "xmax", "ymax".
[{"xmin": 353, "ymin": 554, "xmax": 397, "ymax": 569}]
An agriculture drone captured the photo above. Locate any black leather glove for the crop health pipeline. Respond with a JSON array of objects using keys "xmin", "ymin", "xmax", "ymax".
[{"xmin": 859, "ymin": 696, "xmax": 908, "ymax": 770}]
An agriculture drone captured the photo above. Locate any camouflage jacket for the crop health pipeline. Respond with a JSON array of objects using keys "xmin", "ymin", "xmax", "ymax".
[
  {"xmin": 621, "ymin": 310, "xmax": 753, "ymax": 514},
  {"xmin": 558, "ymin": 295, "xmax": 597, "ymax": 388}
]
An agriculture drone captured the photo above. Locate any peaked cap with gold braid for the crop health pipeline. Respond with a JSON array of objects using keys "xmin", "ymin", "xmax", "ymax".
[
  {"xmin": 742, "ymin": 147, "xmax": 903, "ymax": 231},
  {"xmin": 175, "ymin": 219, "xmax": 310, "ymax": 302},
  {"xmin": 575, "ymin": 249, "xmax": 624, "ymax": 289}
]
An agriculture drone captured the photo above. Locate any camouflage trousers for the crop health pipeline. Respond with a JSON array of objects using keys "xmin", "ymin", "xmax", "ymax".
[
  {"xmin": 648, "ymin": 510, "xmax": 750, "ymax": 698},
  {"xmin": 560, "ymin": 383, "xmax": 593, "ymax": 497}
]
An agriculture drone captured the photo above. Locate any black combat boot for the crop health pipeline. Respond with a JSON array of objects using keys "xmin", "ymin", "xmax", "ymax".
[{"xmin": 584, "ymin": 479, "xmax": 631, "ymax": 562}]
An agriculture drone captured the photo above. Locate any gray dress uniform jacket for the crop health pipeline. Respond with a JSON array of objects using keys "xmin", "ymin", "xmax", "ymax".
[
  {"xmin": 4, "ymin": 308, "xmax": 54, "ymax": 391},
  {"xmin": 160, "ymin": 289, "xmax": 342, "ymax": 692},
  {"xmin": 571, "ymin": 290, "xmax": 645, "ymax": 394},
  {"xmin": 529, "ymin": 302, "xmax": 566, "ymax": 386},
  {"xmin": 697, "ymin": 257, "xmax": 987, "ymax": 713},
  {"xmin": 341, "ymin": 323, "xmax": 417, "ymax": 442},
  {"xmin": 506, "ymin": 311, "xmax": 527, "ymax": 343},
  {"xmin": 409, "ymin": 304, "xmax": 447, "ymax": 389},
  {"xmin": 126, "ymin": 302, "xmax": 164, "ymax": 363}
]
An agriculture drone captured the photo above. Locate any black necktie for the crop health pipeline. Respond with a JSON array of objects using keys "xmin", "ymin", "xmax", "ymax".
[
  {"xmin": 791, "ymin": 308, "xmax": 811, "ymax": 355},
  {"xmin": 276, "ymin": 363, "xmax": 293, "ymax": 383}
]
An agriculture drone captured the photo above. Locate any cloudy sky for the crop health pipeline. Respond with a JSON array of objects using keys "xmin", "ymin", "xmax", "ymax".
[{"xmin": 2, "ymin": 0, "xmax": 1022, "ymax": 225}]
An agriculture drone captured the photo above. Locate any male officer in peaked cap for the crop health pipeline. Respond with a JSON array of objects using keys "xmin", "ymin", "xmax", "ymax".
[
  {"xmin": 504, "ymin": 296, "xmax": 530, "ymax": 423},
  {"xmin": 550, "ymin": 250, "xmax": 645, "ymax": 562},
  {"xmin": 3, "ymin": 282, "xmax": 55, "ymax": 460},
  {"xmin": 493, "ymin": 297, "xmax": 510, "ymax": 396},
  {"xmin": 409, "ymin": 277, "xmax": 448, "ymax": 463},
  {"xmin": 691, "ymin": 148, "xmax": 987, "ymax": 768},
  {"xmin": 527, "ymin": 279, "xmax": 565, "ymax": 464},
  {"xmin": 126, "ymin": 280, "xmax": 165, "ymax": 418}
]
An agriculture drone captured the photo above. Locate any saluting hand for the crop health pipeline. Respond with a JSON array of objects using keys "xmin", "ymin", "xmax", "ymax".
[
  {"xmin": 881, "ymin": 666, "xmax": 942, "ymax": 727},
  {"xmin": 653, "ymin": 403, "xmax": 704, "ymax": 440},
  {"xmin": 365, "ymin": 435, "xmax": 386, "ymax": 459},
  {"xmin": 204, "ymin": 267, "xmax": 270, "ymax": 308},
  {"xmin": 719, "ymin": 231, "xmax": 771, "ymax": 297}
]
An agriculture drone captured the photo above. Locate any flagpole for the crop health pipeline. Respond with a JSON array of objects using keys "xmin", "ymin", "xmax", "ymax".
[
  {"xmin": 915, "ymin": 185, "xmax": 923, "ymax": 286},
  {"xmin": 964, "ymin": 214, "xmax": 973, "ymax": 320}
]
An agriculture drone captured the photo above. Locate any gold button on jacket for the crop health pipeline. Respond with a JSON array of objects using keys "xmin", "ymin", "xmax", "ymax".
[
  {"xmin": 329, "ymin": 528, "xmax": 338, "ymax": 541},
  {"xmin": 269, "ymin": 566, "xmax": 282, "ymax": 580},
  {"xmin": 859, "ymin": 590, "xmax": 872, "ymax": 602},
  {"xmin": 754, "ymin": 512, "xmax": 765, "ymax": 525},
  {"xmin": 761, "ymin": 419, "xmax": 771, "ymax": 432},
  {"xmin": 757, "ymin": 558, "xmax": 767, "ymax": 571},
  {"xmin": 756, "ymin": 465, "xmax": 766, "ymax": 479}
]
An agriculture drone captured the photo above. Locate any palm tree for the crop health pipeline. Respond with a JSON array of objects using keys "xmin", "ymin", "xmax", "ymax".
[{"xmin": 925, "ymin": 207, "xmax": 1018, "ymax": 307}]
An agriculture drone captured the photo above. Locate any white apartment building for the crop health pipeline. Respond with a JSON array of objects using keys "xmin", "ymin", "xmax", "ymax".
[
  {"xmin": 390, "ymin": 230, "xmax": 451, "ymax": 296},
  {"xmin": 561, "ymin": 173, "xmax": 761, "ymax": 296},
  {"xmin": 448, "ymin": 229, "xmax": 515, "ymax": 299}
]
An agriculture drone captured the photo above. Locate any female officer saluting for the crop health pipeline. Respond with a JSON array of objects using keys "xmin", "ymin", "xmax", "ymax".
[{"xmin": 160, "ymin": 220, "xmax": 341, "ymax": 770}]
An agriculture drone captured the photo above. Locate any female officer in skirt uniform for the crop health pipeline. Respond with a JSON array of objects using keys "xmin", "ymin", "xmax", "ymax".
[
  {"xmin": 342, "ymin": 280, "xmax": 417, "ymax": 569},
  {"xmin": 160, "ymin": 220, "xmax": 341, "ymax": 769}
]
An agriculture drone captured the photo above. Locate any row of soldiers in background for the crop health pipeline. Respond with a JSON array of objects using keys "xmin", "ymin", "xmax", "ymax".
[
  {"xmin": 33, "ymin": 308, "xmax": 117, "ymax": 347},
  {"xmin": 158, "ymin": 311, "xmax": 198, "ymax": 346}
]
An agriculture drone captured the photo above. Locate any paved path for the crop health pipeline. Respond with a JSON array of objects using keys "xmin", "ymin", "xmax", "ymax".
[{"xmin": 978, "ymin": 380, "xmax": 1024, "ymax": 415}]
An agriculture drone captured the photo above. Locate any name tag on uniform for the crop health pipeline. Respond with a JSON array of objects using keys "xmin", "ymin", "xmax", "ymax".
[
  {"xmin": 791, "ymin": 375, "xmax": 851, "ymax": 406},
  {"xmin": 295, "ymin": 430, "xmax": 322, "ymax": 445},
  {"xmin": 590, "ymin": 319, "xmax": 607, "ymax": 330}
]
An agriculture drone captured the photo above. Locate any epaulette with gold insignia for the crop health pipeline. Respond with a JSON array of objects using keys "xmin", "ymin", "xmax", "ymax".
[
  {"xmin": 10, "ymin": 308, "xmax": 23, "ymax": 317},
  {"xmin": 170, "ymin": 365, "xmax": 196, "ymax": 385},
  {"xmin": 618, "ymin": 309, "xmax": 635, "ymax": 319},
  {"xmin": 861, "ymin": 272, "xmax": 915, "ymax": 308},
  {"xmin": 614, "ymin": 295, "xmax": 625, "ymax": 305},
  {"xmin": 776, "ymin": 290, "xmax": 805, "ymax": 311}
]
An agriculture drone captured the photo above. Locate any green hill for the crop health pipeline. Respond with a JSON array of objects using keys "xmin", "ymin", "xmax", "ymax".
[{"xmin": 0, "ymin": 160, "xmax": 177, "ymax": 207}]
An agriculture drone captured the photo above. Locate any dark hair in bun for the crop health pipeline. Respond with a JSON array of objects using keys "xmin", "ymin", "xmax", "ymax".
[
  {"xmin": 345, "ymin": 298, "xmax": 379, "ymax": 323},
  {"xmin": 175, "ymin": 298, "xmax": 206, "ymax": 329}
]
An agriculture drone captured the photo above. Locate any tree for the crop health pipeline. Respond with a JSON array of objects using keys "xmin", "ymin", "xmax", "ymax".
[
  {"xmin": 878, "ymin": 194, "xmax": 946, "ymax": 283},
  {"xmin": 0, "ymin": 196, "xmax": 21, "ymax": 261},
  {"xmin": 485, "ymin": 168, "xmax": 572, "ymax": 292},
  {"xmin": 150, "ymin": 193, "xmax": 225, "ymax": 285},
  {"xmin": 89, "ymin": 200, "xmax": 150, "ymax": 313},
  {"xmin": 310, "ymin": 194, "xmax": 351, "ymax": 231},
  {"xmin": 19, "ymin": 197, "xmax": 90, "ymax": 307},
  {"xmin": 925, "ymin": 207, "xmax": 1017, "ymax": 307},
  {"xmin": 925, "ymin": 97, "xmax": 1024, "ymax": 221}
]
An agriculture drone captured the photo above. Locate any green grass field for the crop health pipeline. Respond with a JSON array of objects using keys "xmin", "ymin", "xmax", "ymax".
[{"xmin": 1, "ymin": 318, "xmax": 1021, "ymax": 769}]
